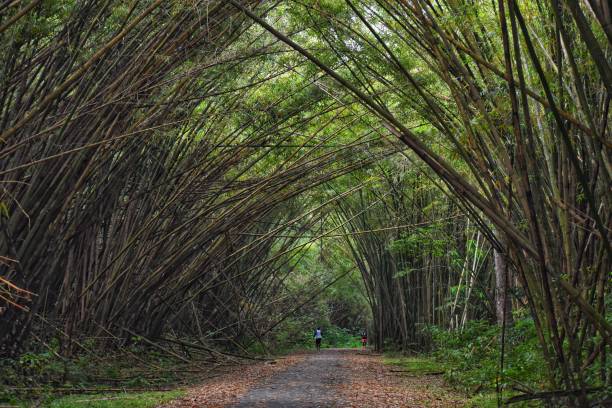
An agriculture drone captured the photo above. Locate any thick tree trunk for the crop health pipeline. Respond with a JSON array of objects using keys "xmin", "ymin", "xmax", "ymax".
[{"xmin": 494, "ymin": 248, "xmax": 513, "ymax": 327}]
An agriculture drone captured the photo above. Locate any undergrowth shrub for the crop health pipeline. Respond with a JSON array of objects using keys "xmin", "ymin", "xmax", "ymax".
[
  {"xmin": 429, "ymin": 318, "xmax": 546, "ymax": 394},
  {"xmin": 268, "ymin": 313, "xmax": 361, "ymax": 353},
  {"xmin": 319, "ymin": 326, "xmax": 360, "ymax": 348}
]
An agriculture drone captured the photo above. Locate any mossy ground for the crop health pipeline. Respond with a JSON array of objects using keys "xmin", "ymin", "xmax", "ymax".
[{"xmin": 41, "ymin": 390, "xmax": 184, "ymax": 408}]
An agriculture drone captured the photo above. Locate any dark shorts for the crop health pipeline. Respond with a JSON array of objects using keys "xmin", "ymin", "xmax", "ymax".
[{"xmin": 315, "ymin": 338, "xmax": 321, "ymax": 345}]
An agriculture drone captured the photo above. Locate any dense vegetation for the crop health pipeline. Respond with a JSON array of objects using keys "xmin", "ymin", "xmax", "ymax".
[{"xmin": 1, "ymin": 0, "xmax": 610, "ymax": 406}]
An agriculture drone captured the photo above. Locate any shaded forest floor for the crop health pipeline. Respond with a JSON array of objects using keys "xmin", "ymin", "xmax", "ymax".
[{"xmin": 160, "ymin": 349, "xmax": 465, "ymax": 408}]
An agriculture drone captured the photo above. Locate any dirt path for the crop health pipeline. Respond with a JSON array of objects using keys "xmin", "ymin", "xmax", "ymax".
[
  {"xmin": 231, "ymin": 349, "xmax": 344, "ymax": 407},
  {"xmin": 161, "ymin": 349, "xmax": 465, "ymax": 408}
]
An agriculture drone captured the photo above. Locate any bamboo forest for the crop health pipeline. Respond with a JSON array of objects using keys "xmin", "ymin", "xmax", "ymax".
[{"xmin": 0, "ymin": 1, "xmax": 610, "ymax": 407}]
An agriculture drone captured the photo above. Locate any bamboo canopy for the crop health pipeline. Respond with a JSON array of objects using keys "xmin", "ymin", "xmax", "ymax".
[{"xmin": 0, "ymin": 0, "xmax": 610, "ymax": 405}]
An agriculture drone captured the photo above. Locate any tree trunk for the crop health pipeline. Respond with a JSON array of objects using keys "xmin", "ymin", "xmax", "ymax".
[{"xmin": 494, "ymin": 248, "xmax": 513, "ymax": 327}]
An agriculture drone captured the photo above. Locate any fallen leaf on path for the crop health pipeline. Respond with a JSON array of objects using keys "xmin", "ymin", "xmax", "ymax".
[{"xmin": 158, "ymin": 354, "xmax": 305, "ymax": 408}]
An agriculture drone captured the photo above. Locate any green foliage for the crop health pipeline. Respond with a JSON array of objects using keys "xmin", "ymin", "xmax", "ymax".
[
  {"xmin": 0, "ymin": 201, "xmax": 9, "ymax": 218},
  {"xmin": 388, "ymin": 224, "xmax": 450, "ymax": 258},
  {"xmin": 0, "ymin": 342, "xmax": 190, "ymax": 406},
  {"xmin": 266, "ymin": 236, "xmax": 370, "ymax": 354},
  {"xmin": 318, "ymin": 326, "xmax": 361, "ymax": 349},
  {"xmin": 44, "ymin": 390, "xmax": 184, "ymax": 408},
  {"xmin": 383, "ymin": 354, "xmax": 446, "ymax": 375},
  {"xmin": 463, "ymin": 393, "xmax": 500, "ymax": 408},
  {"xmin": 270, "ymin": 315, "xmax": 318, "ymax": 353},
  {"xmin": 429, "ymin": 319, "xmax": 547, "ymax": 395},
  {"xmin": 271, "ymin": 321, "xmax": 361, "ymax": 353}
]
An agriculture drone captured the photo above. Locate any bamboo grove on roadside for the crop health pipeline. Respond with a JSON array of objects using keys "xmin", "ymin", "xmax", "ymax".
[
  {"xmin": 1, "ymin": 0, "xmax": 610, "ymax": 405},
  {"xmin": 0, "ymin": 0, "xmax": 391, "ymax": 355},
  {"xmin": 331, "ymin": 166, "xmax": 485, "ymax": 352},
  {"xmin": 230, "ymin": 0, "xmax": 610, "ymax": 402}
]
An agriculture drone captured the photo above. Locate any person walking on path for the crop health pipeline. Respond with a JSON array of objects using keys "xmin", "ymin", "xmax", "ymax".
[
  {"xmin": 360, "ymin": 330, "xmax": 367, "ymax": 351},
  {"xmin": 313, "ymin": 327, "xmax": 322, "ymax": 351}
]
